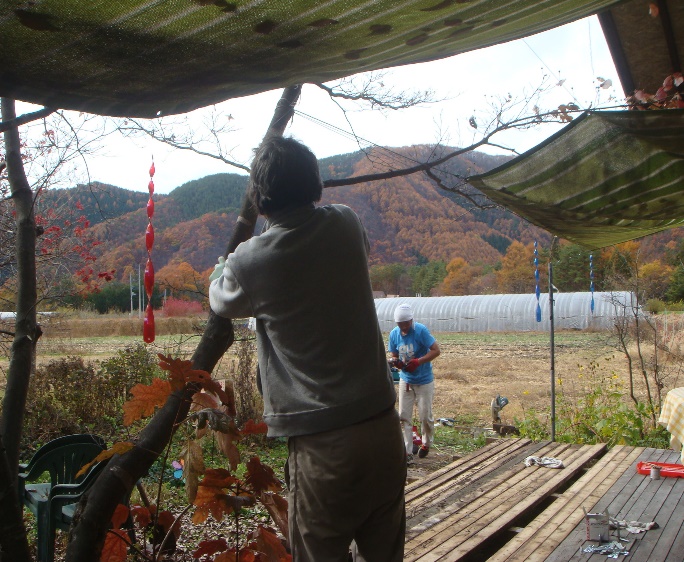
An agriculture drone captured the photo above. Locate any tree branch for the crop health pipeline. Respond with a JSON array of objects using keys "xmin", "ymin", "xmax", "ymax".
[
  {"xmin": 0, "ymin": 106, "xmax": 56, "ymax": 133},
  {"xmin": 314, "ymin": 72, "xmax": 436, "ymax": 110},
  {"xmin": 117, "ymin": 116, "xmax": 251, "ymax": 173}
]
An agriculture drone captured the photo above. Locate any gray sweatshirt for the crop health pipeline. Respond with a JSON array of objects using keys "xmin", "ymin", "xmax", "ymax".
[{"xmin": 209, "ymin": 203, "xmax": 396, "ymax": 437}]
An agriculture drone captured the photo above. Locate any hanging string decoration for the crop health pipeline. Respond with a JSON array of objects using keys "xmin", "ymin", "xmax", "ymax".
[
  {"xmin": 589, "ymin": 253, "xmax": 595, "ymax": 314},
  {"xmin": 534, "ymin": 240, "xmax": 541, "ymax": 322},
  {"xmin": 143, "ymin": 159, "xmax": 156, "ymax": 343}
]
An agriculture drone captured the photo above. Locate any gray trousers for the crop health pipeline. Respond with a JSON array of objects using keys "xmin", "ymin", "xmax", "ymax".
[
  {"xmin": 286, "ymin": 408, "xmax": 406, "ymax": 562},
  {"xmin": 398, "ymin": 380, "xmax": 435, "ymax": 454}
]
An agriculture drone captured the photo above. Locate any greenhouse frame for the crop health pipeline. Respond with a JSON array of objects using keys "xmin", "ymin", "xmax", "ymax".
[{"xmin": 374, "ymin": 292, "xmax": 637, "ymax": 333}]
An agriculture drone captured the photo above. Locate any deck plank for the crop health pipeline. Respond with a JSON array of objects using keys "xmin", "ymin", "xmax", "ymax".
[
  {"xmin": 405, "ymin": 439, "xmax": 539, "ymax": 503},
  {"xmin": 403, "ymin": 440, "xmax": 684, "ymax": 561},
  {"xmin": 406, "ymin": 441, "xmax": 574, "ymax": 532},
  {"xmin": 488, "ymin": 445, "xmax": 644, "ymax": 562},
  {"xmin": 544, "ymin": 448, "xmax": 684, "ymax": 561},
  {"xmin": 405, "ymin": 443, "xmax": 605, "ymax": 561},
  {"xmin": 405, "ymin": 442, "xmax": 577, "ymax": 546}
]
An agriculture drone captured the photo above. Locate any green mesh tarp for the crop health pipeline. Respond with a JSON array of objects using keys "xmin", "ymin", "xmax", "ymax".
[
  {"xmin": 0, "ymin": 0, "xmax": 623, "ymax": 117},
  {"xmin": 468, "ymin": 109, "xmax": 684, "ymax": 249}
]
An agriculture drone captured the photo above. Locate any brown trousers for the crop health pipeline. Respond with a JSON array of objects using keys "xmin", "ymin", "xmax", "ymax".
[{"xmin": 286, "ymin": 408, "xmax": 406, "ymax": 562}]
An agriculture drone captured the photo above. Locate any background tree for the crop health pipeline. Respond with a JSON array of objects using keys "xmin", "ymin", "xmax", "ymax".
[
  {"xmin": 439, "ymin": 257, "xmax": 481, "ymax": 296},
  {"xmin": 409, "ymin": 261, "xmax": 446, "ymax": 296},
  {"xmin": 639, "ymin": 259, "xmax": 673, "ymax": 302},
  {"xmin": 156, "ymin": 261, "xmax": 205, "ymax": 300},
  {"xmin": 552, "ymin": 243, "xmax": 595, "ymax": 292},
  {"xmin": 0, "ymin": 101, "xmax": 111, "ymax": 562},
  {"xmin": 369, "ymin": 263, "xmax": 408, "ymax": 296},
  {"xmin": 1, "ymin": 97, "xmax": 40, "ymax": 562},
  {"xmin": 496, "ymin": 241, "xmax": 540, "ymax": 294}
]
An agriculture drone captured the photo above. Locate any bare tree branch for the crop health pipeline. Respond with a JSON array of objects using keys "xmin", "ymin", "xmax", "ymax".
[
  {"xmin": 116, "ymin": 112, "xmax": 251, "ymax": 173},
  {"xmin": 423, "ymin": 168, "xmax": 496, "ymax": 209},
  {"xmin": 315, "ymin": 72, "xmax": 438, "ymax": 110},
  {"xmin": 0, "ymin": 106, "xmax": 56, "ymax": 133}
]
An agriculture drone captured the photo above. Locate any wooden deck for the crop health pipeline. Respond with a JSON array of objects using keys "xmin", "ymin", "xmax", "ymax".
[{"xmin": 404, "ymin": 438, "xmax": 684, "ymax": 561}]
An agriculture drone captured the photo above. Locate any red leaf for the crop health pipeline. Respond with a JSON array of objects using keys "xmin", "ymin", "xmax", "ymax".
[
  {"xmin": 199, "ymin": 468, "xmax": 239, "ymax": 488},
  {"xmin": 157, "ymin": 510, "xmax": 181, "ymax": 539},
  {"xmin": 123, "ymin": 378, "xmax": 171, "ymax": 426},
  {"xmin": 193, "ymin": 470, "xmax": 256, "ymax": 524},
  {"xmin": 260, "ymin": 492, "xmax": 289, "ymax": 541},
  {"xmin": 215, "ymin": 549, "xmax": 257, "ymax": 562},
  {"xmin": 193, "ymin": 538, "xmax": 229, "ymax": 558},
  {"xmin": 192, "ymin": 392, "xmax": 221, "ymax": 411},
  {"xmin": 111, "ymin": 504, "xmax": 130, "ymax": 530},
  {"xmin": 100, "ymin": 529, "xmax": 129, "ymax": 562},
  {"xmin": 252, "ymin": 526, "xmax": 291, "ymax": 561},
  {"xmin": 157, "ymin": 354, "xmax": 211, "ymax": 392},
  {"xmin": 130, "ymin": 505, "xmax": 151, "ymax": 528},
  {"xmin": 217, "ymin": 420, "xmax": 242, "ymax": 471},
  {"xmin": 245, "ymin": 457, "xmax": 282, "ymax": 494}
]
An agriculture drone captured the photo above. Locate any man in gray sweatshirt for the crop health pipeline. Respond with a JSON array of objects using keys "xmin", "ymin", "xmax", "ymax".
[{"xmin": 209, "ymin": 137, "xmax": 406, "ymax": 562}]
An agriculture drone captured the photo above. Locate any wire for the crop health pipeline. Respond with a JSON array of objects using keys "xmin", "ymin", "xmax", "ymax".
[
  {"xmin": 293, "ymin": 108, "xmax": 473, "ymax": 185},
  {"xmin": 522, "ymin": 39, "xmax": 583, "ymax": 108}
]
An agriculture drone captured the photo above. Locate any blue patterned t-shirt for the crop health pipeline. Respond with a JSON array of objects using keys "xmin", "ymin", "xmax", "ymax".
[{"xmin": 388, "ymin": 322, "xmax": 436, "ymax": 385}]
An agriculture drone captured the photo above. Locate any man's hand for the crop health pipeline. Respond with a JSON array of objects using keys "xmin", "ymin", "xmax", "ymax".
[
  {"xmin": 405, "ymin": 359, "xmax": 420, "ymax": 373},
  {"xmin": 389, "ymin": 358, "xmax": 405, "ymax": 370},
  {"xmin": 209, "ymin": 256, "xmax": 226, "ymax": 282}
]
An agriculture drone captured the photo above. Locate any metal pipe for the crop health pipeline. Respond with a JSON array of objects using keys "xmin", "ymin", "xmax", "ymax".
[{"xmin": 549, "ymin": 237, "xmax": 557, "ymax": 441}]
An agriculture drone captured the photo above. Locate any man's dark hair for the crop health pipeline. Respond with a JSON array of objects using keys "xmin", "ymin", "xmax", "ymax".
[{"xmin": 250, "ymin": 136, "xmax": 323, "ymax": 215}]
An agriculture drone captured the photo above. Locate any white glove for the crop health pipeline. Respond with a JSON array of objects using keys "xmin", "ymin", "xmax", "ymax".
[{"xmin": 209, "ymin": 256, "xmax": 226, "ymax": 282}]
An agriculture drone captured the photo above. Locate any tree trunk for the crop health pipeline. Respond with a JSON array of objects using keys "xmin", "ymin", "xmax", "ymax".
[
  {"xmin": 0, "ymin": 97, "xmax": 38, "ymax": 562},
  {"xmin": 65, "ymin": 84, "xmax": 302, "ymax": 562}
]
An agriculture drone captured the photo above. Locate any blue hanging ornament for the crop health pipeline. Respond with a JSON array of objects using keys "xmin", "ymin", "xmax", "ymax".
[
  {"xmin": 534, "ymin": 241, "xmax": 541, "ymax": 322},
  {"xmin": 590, "ymin": 254, "xmax": 595, "ymax": 314}
]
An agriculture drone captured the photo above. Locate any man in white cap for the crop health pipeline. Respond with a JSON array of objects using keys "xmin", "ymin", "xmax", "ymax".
[{"xmin": 388, "ymin": 303, "xmax": 440, "ymax": 462}]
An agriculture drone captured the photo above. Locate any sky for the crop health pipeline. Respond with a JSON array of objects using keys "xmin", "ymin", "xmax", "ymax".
[{"xmin": 19, "ymin": 14, "xmax": 622, "ymax": 195}]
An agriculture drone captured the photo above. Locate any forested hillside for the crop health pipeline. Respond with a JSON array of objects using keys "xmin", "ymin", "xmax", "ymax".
[
  {"xmin": 39, "ymin": 146, "xmax": 683, "ymax": 300},
  {"xmin": 73, "ymin": 146, "xmax": 544, "ymax": 279},
  {"xmin": 42, "ymin": 182, "xmax": 151, "ymax": 225}
]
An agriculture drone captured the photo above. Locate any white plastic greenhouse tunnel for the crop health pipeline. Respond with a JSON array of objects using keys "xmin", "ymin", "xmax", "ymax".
[{"xmin": 374, "ymin": 291, "xmax": 638, "ymax": 333}]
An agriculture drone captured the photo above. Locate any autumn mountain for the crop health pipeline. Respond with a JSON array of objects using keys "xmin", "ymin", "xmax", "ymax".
[{"xmin": 42, "ymin": 147, "xmax": 570, "ymax": 281}]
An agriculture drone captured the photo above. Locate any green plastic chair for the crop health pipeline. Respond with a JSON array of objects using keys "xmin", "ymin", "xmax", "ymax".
[
  {"xmin": 18, "ymin": 436, "xmax": 106, "ymax": 562},
  {"xmin": 47, "ymin": 460, "xmax": 111, "ymax": 562}
]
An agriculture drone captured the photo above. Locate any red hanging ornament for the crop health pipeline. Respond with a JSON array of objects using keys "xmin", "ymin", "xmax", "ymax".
[
  {"xmin": 142, "ymin": 157, "xmax": 156, "ymax": 343},
  {"xmin": 143, "ymin": 304, "xmax": 155, "ymax": 343},
  {"xmin": 145, "ymin": 223, "xmax": 154, "ymax": 252},
  {"xmin": 144, "ymin": 258, "xmax": 154, "ymax": 299}
]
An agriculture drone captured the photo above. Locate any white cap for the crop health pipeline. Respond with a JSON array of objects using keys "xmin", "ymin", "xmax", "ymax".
[{"xmin": 394, "ymin": 303, "xmax": 414, "ymax": 323}]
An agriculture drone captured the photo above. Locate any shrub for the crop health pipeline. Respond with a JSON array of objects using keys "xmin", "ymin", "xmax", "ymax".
[
  {"xmin": 646, "ymin": 298, "xmax": 666, "ymax": 314},
  {"xmin": 515, "ymin": 360, "xmax": 671, "ymax": 448},
  {"xmin": 161, "ymin": 296, "xmax": 204, "ymax": 317},
  {"xmin": 99, "ymin": 342, "xmax": 160, "ymax": 399},
  {"xmin": 21, "ymin": 345, "xmax": 161, "ymax": 459}
]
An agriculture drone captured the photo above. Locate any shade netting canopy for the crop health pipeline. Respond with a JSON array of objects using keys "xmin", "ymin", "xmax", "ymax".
[
  {"xmin": 468, "ymin": 109, "xmax": 684, "ymax": 249},
  {"xmin": 0, "ymin": 0, "xmax": 622, "ymax": 117},
  {"xmin": 375, "ymin": 292, "xmax": 635, "ymax": 333}
]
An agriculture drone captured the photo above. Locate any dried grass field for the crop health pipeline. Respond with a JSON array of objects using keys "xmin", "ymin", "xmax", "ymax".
[
  {"xmin": 431, "ymin": 331, "xmax": 621, "ymax": 425},
  {"xmin": 3, "ymin": 313, "xmax": 664, "ymax": 428}
]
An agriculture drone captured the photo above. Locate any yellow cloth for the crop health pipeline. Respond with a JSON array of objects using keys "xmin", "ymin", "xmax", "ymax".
[{"xmin": 658, "ymin": 388, "xmax": 684, "ymax": 463}]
